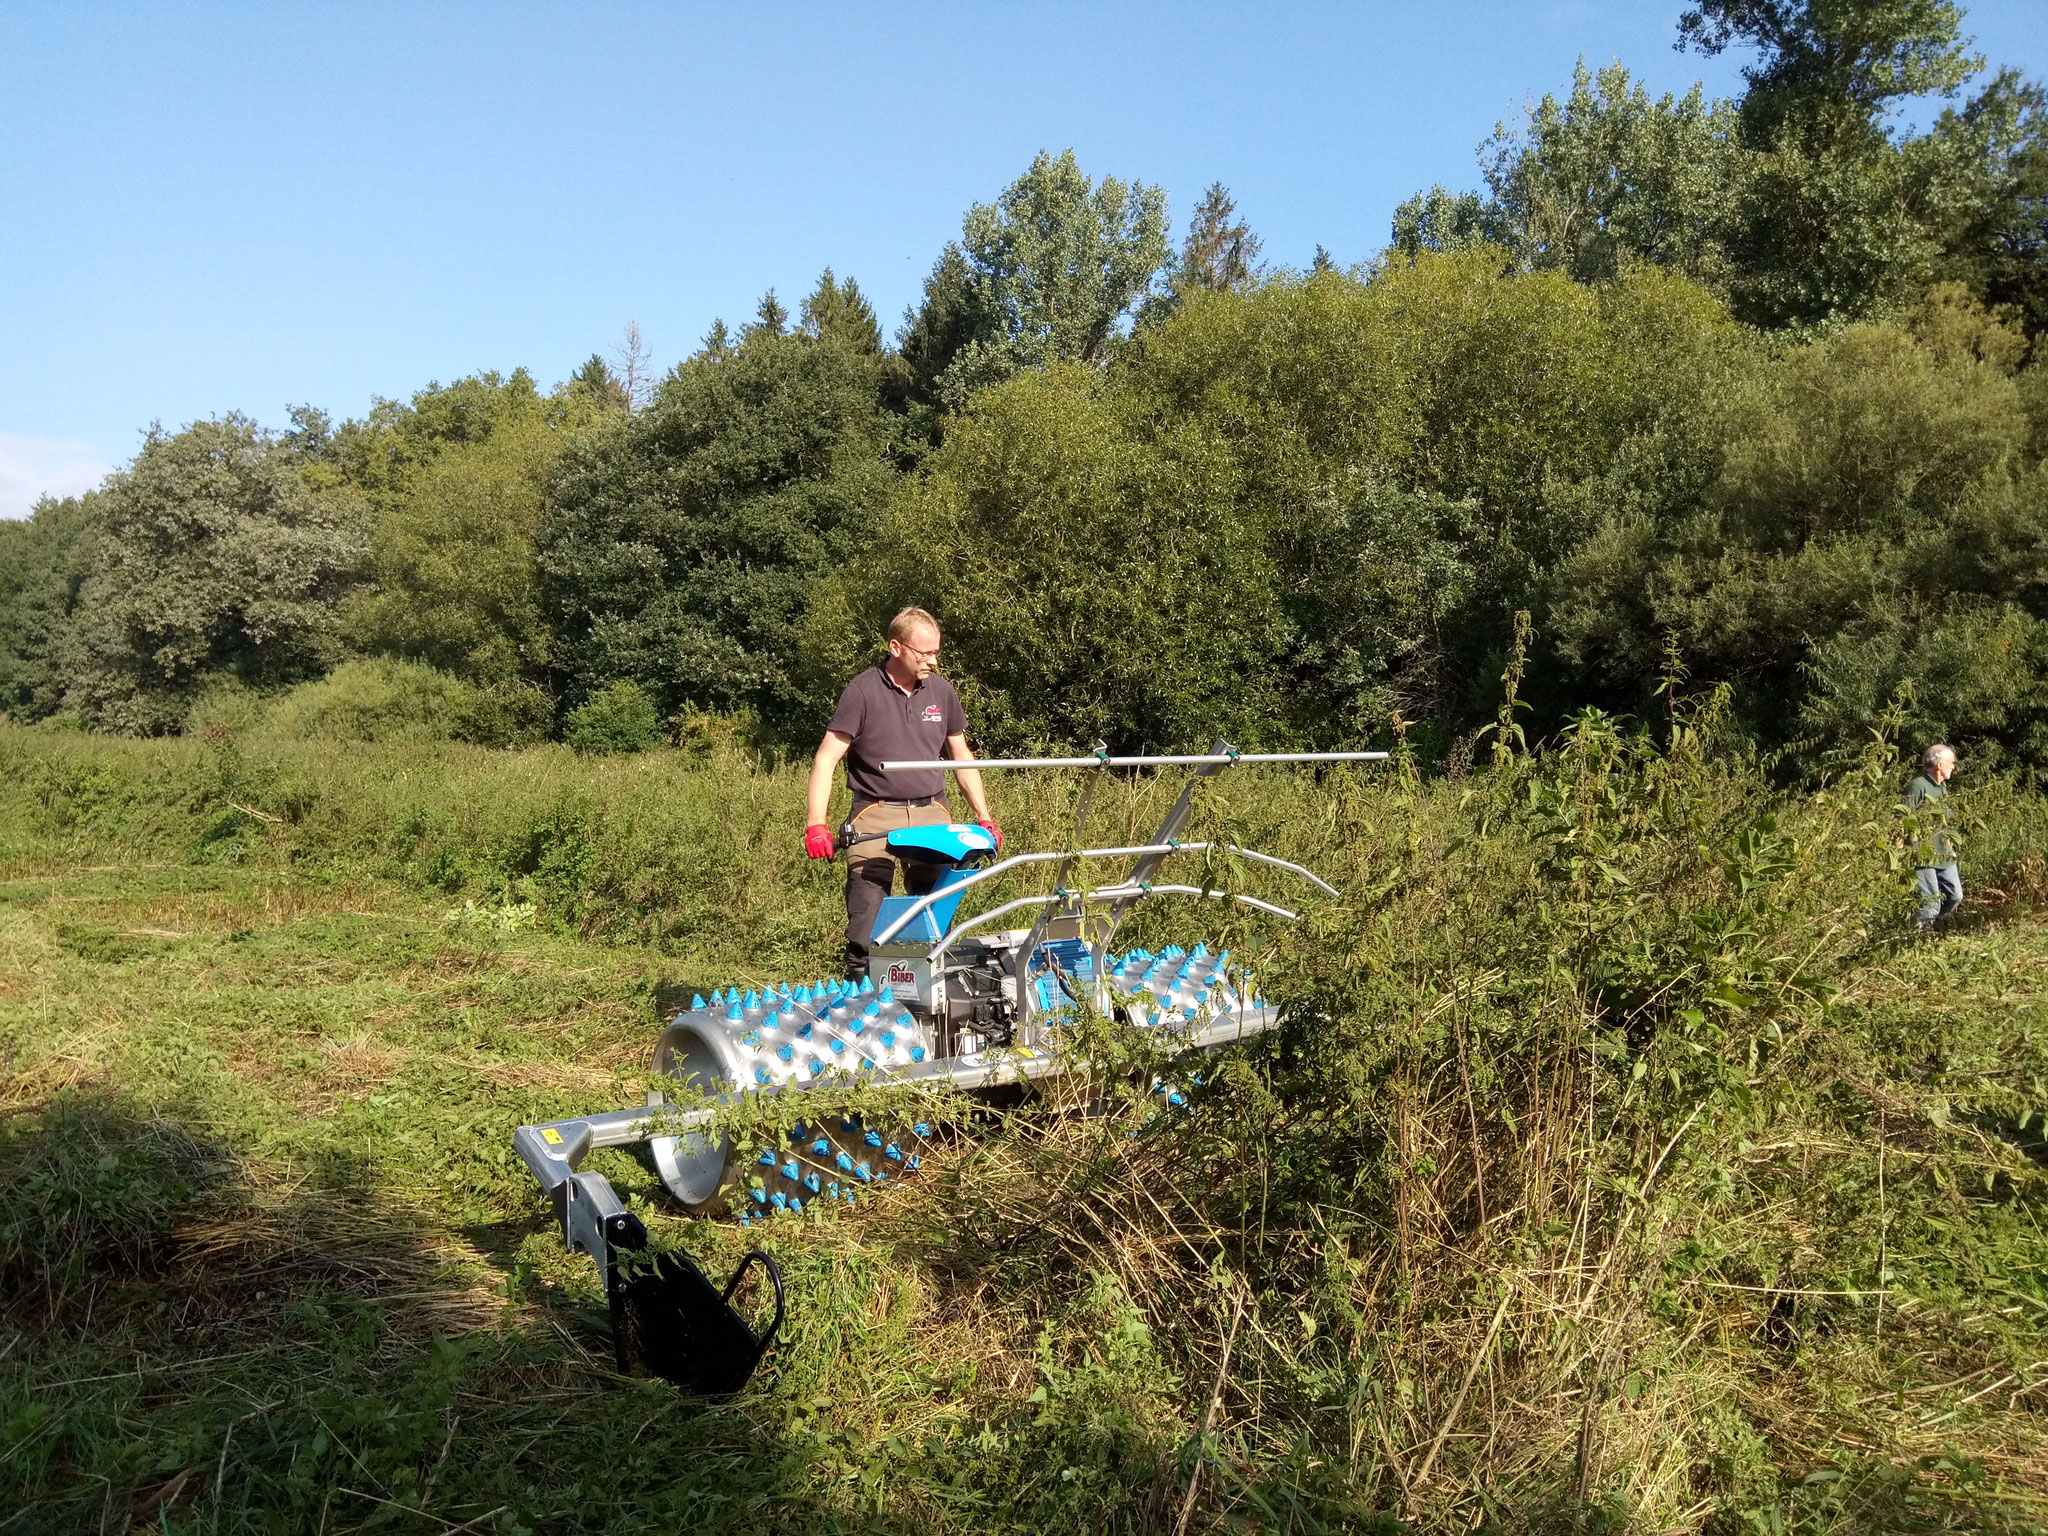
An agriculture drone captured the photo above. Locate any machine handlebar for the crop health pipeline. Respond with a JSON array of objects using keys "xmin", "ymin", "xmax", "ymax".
[
  {"xmin": 834, "ymin": 825, "xmax": 893, "ymax": 855},
  {"xmin": 879, "ymin": 750, "xmax": 1389, "ymax": 772}
]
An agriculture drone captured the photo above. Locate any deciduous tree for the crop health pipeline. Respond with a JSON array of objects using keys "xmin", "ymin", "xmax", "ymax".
[
  {"xmin": 52, "ymin": 416, "xmax": 368, "ymax": 733},
  {"xmin": 1481, "ymin": 62, "xmax": 1741, "ymax": 284},
  {"xmin": 342, "ymin": 416, "xmax": 559, "ymax": 686},
  {"xmin": 0, "ymin": 492, "xmax": 98, "ymax": 719},
  {"xmin": 1680, "ymin": 0, "xmax": 1990, "ymax": 323},
  {"xmin": 538, "ymin": 315, "xmax": 897, "ymax": 731},
  {"xmin": 905, "ymin": 150, "xmax": 1168, "ymax": 412}
]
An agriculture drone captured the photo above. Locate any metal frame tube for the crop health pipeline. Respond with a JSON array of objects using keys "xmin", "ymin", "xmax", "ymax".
[
  {"xmin": 872, "ymin": 847, "xmax": 1154, "ymax": 945},
  {"xmin": 871, "ymin": 845, "xmax": 1159, "ymax": 945},
  {"xmin": 923, "ymin": 893, "xmax": 1067, "ymax": 961},
  {"xmin": 1108, "ymin": 736, "xmax": 1234, "ymax": 945},
  {"xmin": 514, "ymin": 1106, "xmax": 667, "ymax": 1190},
  {"xmin": 1085, "ymin": 883, "xmax": 1300, "ymax": 921},
  {"xmin": 925, "ymin": 883, "xmax": 1300, "ymax": 966},
  {"xmin": 872, "ymin": 841, "xmax": 1332, "ymax": 945},
  {"xmin": 881, "ymin": 751, "xmax": 1388, "ymax": 771},
  {"xmin": 1209, "ymin": 847, "xmax": 1337, "ymax": 897}
]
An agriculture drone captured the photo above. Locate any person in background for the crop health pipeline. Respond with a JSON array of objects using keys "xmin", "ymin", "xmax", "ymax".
[
  {"xmin": 1904, "ymin": 743, "xmax": 1962, "ymax": 929},
  {"xmin": 804, "ymin": 607, "xmax": 999, "ymax": 980}
]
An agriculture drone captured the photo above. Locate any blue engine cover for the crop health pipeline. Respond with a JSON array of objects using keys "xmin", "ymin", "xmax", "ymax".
[
  {"xmin": 885, "ymin": 822, "xmax": 996, "ymax": 865},
  {"xmin": 869, "ymin": 825, "xmax": 994, "ymax": 944},
  {"xmin": 873, "ymin": 865, "xmax": 974, "ymax": 943}
]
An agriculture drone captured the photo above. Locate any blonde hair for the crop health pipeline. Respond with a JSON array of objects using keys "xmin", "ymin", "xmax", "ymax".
[{"xmin": 888, "ymin": 606, "xmax": 940, "ymax": 644}]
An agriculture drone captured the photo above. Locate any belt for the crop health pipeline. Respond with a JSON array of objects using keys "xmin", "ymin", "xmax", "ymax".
[{"xmin": 854, "ymin": 795, "xmax": 941, "ymax": 810}]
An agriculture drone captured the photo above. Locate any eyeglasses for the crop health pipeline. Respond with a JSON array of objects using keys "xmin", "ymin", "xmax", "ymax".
[{"xmin": 897, "ymin": 640, "xmax": 941, "ymax": 660}]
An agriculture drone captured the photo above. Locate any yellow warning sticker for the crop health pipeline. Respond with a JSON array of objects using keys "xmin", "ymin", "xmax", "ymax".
[{"xmin": 541, "ymin": 1128, "xmax": 563, "ymax": 1144}]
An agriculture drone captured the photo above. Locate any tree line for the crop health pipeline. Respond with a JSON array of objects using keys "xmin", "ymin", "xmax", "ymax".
[{"xmin": 6, "ymin": 0, "xmax": 2048, "ymax": 774}]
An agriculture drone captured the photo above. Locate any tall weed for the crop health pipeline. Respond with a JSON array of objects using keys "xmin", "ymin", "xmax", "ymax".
[{"xmin": 1, "ymin": 718, "xmax": 2045, "ymax": 1530}]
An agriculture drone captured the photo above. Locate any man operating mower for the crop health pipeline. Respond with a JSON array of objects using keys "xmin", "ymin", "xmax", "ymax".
[{"xmin": 805, "ymin": 607, "xmax": 999, "ymax": 981}]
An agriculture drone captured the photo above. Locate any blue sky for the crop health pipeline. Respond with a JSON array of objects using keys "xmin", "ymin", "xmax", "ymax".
[{"xmin": 3, "ymin": 1, "xmax": 2045, "ymax": 516}]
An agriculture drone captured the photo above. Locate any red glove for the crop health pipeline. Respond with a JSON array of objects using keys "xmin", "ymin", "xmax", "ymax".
[
  {"xmin": 804, "ymin": 824, "xmax": 836, "ymax": 859},
  {"xmin": 977, "ymin": 818, "xmax": 1003, "ymax": 851}
]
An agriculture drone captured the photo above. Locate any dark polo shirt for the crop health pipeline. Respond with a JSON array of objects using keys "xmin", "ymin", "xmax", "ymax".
[{"xmin": 827, "ymin": 665, "xmax": 966, "ymax": 803}]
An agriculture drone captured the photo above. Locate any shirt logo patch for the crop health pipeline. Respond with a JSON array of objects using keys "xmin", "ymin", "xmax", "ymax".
[{"xmin": 921, "ymin": 705, "xmax": 944, "ymax": 723}]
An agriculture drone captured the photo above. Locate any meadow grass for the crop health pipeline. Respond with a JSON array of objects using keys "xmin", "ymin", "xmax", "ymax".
[{"xmin": 1, "ymin": 720, "xmax": 2045, "ymax": 1534}]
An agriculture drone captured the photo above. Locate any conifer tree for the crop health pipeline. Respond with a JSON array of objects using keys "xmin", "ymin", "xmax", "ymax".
[
  {"xmin": 749, "ymin": 290, "xmax": 789, "ymax": 338},
  {"xmin": 802, "ymin": 269, "xmax": 883, "ymax": 353},
  {"xmin": 1174, "ymin": 182, "xmax": 1263, "ymax": 292},
  {"xmin": 1141, "ymin": 182, "xmax": 1264, "ymax": 323}
]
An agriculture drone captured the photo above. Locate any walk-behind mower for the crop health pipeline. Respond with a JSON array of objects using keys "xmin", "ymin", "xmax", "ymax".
[{"xmin": 511, "ymin": 741, "xmax": 1381, "ymax": 1390}]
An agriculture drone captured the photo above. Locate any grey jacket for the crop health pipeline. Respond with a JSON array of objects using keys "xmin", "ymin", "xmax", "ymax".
[{"xmin": 1903, "ymin": 772, "xmax": 1957, "ymax": 864}]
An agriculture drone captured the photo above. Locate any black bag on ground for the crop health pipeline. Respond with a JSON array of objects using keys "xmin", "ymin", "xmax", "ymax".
[{"xmin": 608, "ymin": 1247, "xmax": 784, "ymax": 1395}]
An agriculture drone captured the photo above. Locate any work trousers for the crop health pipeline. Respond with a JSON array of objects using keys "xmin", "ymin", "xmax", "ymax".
[
  {"xmin": 1916, "ymin": 862, "xmax": 1963, "ymax": 927},
  {"xmin": 844, "ymin": 796, "xmax": 951, "ymax": 978}
]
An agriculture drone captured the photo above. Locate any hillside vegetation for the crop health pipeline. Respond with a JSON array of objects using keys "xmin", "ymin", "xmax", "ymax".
[
  {"xmin": 2, "ymin": 713, "xmax": 2046, "ymax": 1533},
  {"xmin": 3, "ymin": 0, "xmax": 2047, "ymax": 775}
]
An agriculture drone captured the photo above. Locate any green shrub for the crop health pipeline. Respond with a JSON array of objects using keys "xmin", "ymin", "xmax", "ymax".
[
  {"xmin": 565, "ymin": 681, "xmax": 661, "ymax": 754},
  {"xmin": 181, "ymin": 676, "xmax": 270, "ymax": 737},
  {"xmin": 448, "ymin": 677, "xmax": 554, "ymax": 748},
  {"xmin": 240, "ymin": 659, "xmax": 549, "ymax": 748},
  {"xmin": 257, "ymin": 659, "xmax": 473, "ymax": 744}
]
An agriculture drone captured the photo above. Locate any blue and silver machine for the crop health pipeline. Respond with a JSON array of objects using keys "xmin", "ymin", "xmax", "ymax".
[{"xmin": 511, "ymin": 741, "xmax": 1381, "ymax": 1384}]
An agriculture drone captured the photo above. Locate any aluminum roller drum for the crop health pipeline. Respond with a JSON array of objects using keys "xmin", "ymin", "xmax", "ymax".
[
  {"xmin": 645, "ymin": 975, "xmax": 933, "ymax": 1211},
  {"xmin": 732, "ymin": 1111, "xmax": 933, "ymax": 1225},
  {"xmin": 1097, "ymin": 942, "xmax": 1246, "ymax": 1028}
]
